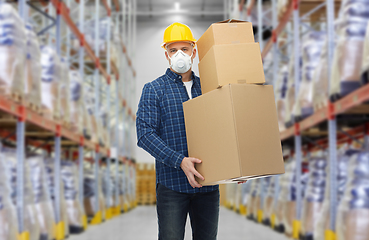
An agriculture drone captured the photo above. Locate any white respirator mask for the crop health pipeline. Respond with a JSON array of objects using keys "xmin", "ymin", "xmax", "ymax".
[{"xmin": 168, "ymin": 50, "xmax": 193, "ymax": 74}]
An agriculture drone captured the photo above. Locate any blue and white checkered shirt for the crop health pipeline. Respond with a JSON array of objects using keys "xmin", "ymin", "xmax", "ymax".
[{"xmin": 136, "ymin": 68, "xmax": 219, "ymax": 194}]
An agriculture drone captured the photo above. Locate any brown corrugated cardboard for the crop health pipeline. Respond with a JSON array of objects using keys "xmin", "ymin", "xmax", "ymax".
[
  {"xmin": 198, "ymin": 43, "xmax": 265, "ymax": 94},
  {"xmin": 183, "ymin": 84, "xmax": 284, "ymax": 185},
  {"xmin": 197, "ymin": 19, "xmax": 255, "ymax": 61}
]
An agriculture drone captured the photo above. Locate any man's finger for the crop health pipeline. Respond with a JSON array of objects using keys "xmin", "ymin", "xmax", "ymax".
[
  {"xmin": 191, "ymin": 158, "xmax": 202, "ymax": 164},
  {"xmin": 188, "ymin": 175, "xmax": 202, "ymax": 188},
  {"xmin": 192, "ymin": 169, "xmax": 205, "ymax": 181}
]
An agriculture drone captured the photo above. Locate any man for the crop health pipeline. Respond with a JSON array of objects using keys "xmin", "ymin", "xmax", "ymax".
[{"xmin": 136, "ymin": 22, "xmax": 219, "ymax": 240}]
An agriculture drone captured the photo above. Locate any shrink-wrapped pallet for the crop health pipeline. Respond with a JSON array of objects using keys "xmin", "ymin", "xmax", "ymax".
[
  {"xmin": 102, "ymin": 165, "xmax": 116, "ymax": 210},
  {"xmin": 84, "ymin": 86, "xmax": 99, "ymax": 142},
  {"xmin": 27, "ymin": 156, "xmax": 56, "ymax": 240},
  {"xmin": 284, "ymin": 55, "xmax": 302, "ymax": 128},
  {"xmin": 40, "ymin": 46, "xmax": 61, "ymax": 120},
  {"xmin": 336, "ymin": 150, "xmax": 369, "ymax": 240},
  {"xmin": 69, "ymin": 70, "xmax": 83, "ymax": 134},
  {"xmin": 0, "ymin": 3, "xmax": 26, "ymax": 101},
  {"xmin": 83, "ymin": 165, "xmax": 106, "ymax": 219},
  {"xmin": 312, "ymin": 40, "xmax": 330, "ymax": 111},
  {"xmin": 2, "ymin": 148, "xmax": 40, "ymax": 240},
  {"xmin": 314, "ymin": 146, "xmax": 358, "ymax": 240},
  {"xmin": 24, "ymin": 24, "xmax": 41, "ymax": 110},
  {"xmin": 293, "ymin": 31, "xmax": 325, "ymax": 121},
  {"xmin": 330, "ymin": 1, "xmax": 369, "ymax": 101},
  {"xmin": 246, "ymin": 179, "xmax": 261, "ymax": 220},
  {"xmin": 280, "ymin": 160, "xmax": 309, "ymax": 237},
  {"xmin": 263, "ymin": 176, "xmax": 279, "ymax": 226},
  {"xmin": 61, "ymin": 160, "xmax": 84, "ymax": 234},
  {"xmin": 275, "ymin": 65, "xmax": 289, "ymax": 132},
  {"xmin": 0, "ymin": 148, "xmax": 18, "ymax": 240},
  {"xmin": 361, "ymin": 21, "xmax": 369, "ymax": 83},
  {"xmin": 43, "ymin": 158, "xmax": 70, "ymax": 237},
  {"xmin": 60, "ymin": 58, "xmax": 71, "ymax": 126},
  {"xmin": 300, "ymin": 152, "xmax": 327, "ymax": 239}
]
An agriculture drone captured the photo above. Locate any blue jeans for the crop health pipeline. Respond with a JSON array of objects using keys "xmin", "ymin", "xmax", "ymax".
[{"xmin": 156, "ymin": 183, "xmax": 220, "ymax": 240}]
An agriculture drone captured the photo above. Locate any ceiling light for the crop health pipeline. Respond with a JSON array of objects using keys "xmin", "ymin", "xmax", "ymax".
[{"xmin": 174, "ymin": 2, "xmax": 180, "ymax": 11}]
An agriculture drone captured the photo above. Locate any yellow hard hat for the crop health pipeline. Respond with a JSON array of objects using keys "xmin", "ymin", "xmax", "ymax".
[{"xmin": 161, "ymin": 22, "xmax": 197, "ymax": 49}]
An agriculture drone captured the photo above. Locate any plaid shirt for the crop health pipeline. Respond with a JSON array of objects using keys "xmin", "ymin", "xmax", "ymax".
[{"xmin": 136, "ymin": 68, "xmax": 219, "ymax": 193}]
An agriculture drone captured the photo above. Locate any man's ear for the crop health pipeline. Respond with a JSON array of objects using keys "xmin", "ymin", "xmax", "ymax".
[
  {"xmin": 192, "ymin": 49, "xmax": 197, "ymax": 59},
  {"xmin": 165, "ymin": 51, "xmax": 169, "ymax": 61}
]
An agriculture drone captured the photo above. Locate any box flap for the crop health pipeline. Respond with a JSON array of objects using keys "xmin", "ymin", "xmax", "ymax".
[
  {"xmin": 216, "ymin": 19, "xmax": 249, "ymax": 24},
  {"xmin": 231, "ymin": 84, "xmax": 285, "ymax": 176}
]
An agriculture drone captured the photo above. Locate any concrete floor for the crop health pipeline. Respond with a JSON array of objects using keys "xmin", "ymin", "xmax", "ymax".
[{"xmin": 69, "ymin": 206, "xmax": 290, "ymax": 240}]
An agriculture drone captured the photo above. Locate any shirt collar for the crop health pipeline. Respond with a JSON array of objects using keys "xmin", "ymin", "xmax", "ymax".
[{"xmin": 165, "ymin": 68, "xmax": 196, "ymax": 83}]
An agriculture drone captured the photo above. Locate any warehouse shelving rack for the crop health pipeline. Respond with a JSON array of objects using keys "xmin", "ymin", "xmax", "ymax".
[
  {"xmin": 0, "ymin": 0, "xmax": 138, "ymax": 239},
  {"xmin": 228, "ymin": 0, "xmax": 369, "ymax": 239}
]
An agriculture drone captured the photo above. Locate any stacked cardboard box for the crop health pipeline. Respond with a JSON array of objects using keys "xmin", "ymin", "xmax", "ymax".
[
  {"xmin": 183, "ymin": 19, "xmax": 285, "ymax": 186},
  {"xmin": 136, "ymin": 163, "xmax": 156, "ymax": 205}
]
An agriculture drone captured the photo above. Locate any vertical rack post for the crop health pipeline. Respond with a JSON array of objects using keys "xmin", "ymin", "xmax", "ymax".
[
  {"xmin": 271, "ymin": 0, "xmax": 278, "ymax": 88},
  {"xmin": 292, "ymin": 0, "xmax": 302, "ymax": 238},
  {"xmin": 326, "ymin": 0, "xmax": 337, "ymax": 238},
  {"xmin": 16, "ymin": 108, "xmax": 26, "ymax": 239},
  {"xmin": 91, "ymin": 0, "xmax": 102, "ymax": 225},
  {"xmin": 78, "ymin": 0, "xmax": 87, "ymax": 229},
  {"xmin": 94, "ymin": 0, "xmax": 101, "ymax": 135},
  {"xmin": 105, "ymin": 0, "xmax": 113, "ymax": 220},
  {"xmin": 114, "ymin": 10, "xmax": 120, "ymax": 211},
  {"xmin": 78, "ymin": 140, "xmax": 86, "ymax": 229},
  {"xmin": 257, "ymin": 0, "xmax": 263, "ymax": 50},
  {"xmin": 17, "ymin": 0, "xmax": 27, "ymax": 238},
  {"xmin": 54, "ymin": 4, "xmax": 64, "ymax": 238}
]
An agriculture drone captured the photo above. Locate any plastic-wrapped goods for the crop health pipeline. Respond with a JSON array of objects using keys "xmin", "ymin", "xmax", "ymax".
[
  {"xmin": 330, "ymin": 0, "xmax": 369, "ymax": 101},
  {"xmin": 300, "ymin": 153, "xmax": 327, "ymax": 240},
  {"xmin": 102, "ymin": 165, "xmax": 116, "ymax": 209},
  {"xmin": 361, "ymin": 21, "xmax": 369, "ymax": 83},
  {"xmin": 270, "ymin": 175, "xmax": 284, "ymax": 232},
  {"xmin": 2, "ymin": 148, "xmax": 40, "ymax": 240},
  {"xmin": 27, "ymin": 156, "xmax": 56, "ymax": 240},
  {"xmin": 84, "ymin": 86, "xmax": 98, "ymax": 142},
  {"xmin": 284, "ymin": 55, "xmax": 303, "ymax": 128},
  {"xmin": 263, "ymin": 176, "xmax": 279, "ymax": 226},
  {"xmin": 83, "ymin": 165, "xmax": 106, "ymax": 219},
  {"xmin": 225, "ymin": 183, "xmax": 238, "ymax": 209},
  {"xmin": 0, "ymin": 148, "xmax": 18, "ymax": 240},
  {"xmin": 60, "ymin": 58, "xmax": 70, "ymax": 125},
  {"xmin": 312, "ymin": 40, "xmax": 330, "ymax": 111},
  {"xmin": 314, "ymin": 147, "xmax": 358, "ymax": 240},
  {"xmin": 0, "ymin": 3, "xmax": 26, "ymax": 100},
  {"xmin": 69, "ymin": 70, "xmax": 83, "ymax": 134},
  {"xmin": 246, "ymin": 179, "xmax": 261, "ymax": 220},
  {"xmin": 24, "ymin": 24, "xmax": 41, "ymax": 110},
  {"xmin": 40, "ymin": 46, "xmax": 61, "ymax": 120},
  {"xmin": 61, "ymin": 160, "xmax": 84, "ymax": 234},
  {"xmin": 72, "ymin": 17, "xmax": 114, "ymax": 54},
  {"xmin": 43, "ymin": 158, "xmax": 70, "ymax": 238},
  {"xmin": 293, "ymin": 31, "xmax": 325, "ymax": 121},
  {"xmin": 336, "ymin": 150, "xmax": 369, "ymax": 240},
  {"xmin": 280, "ymin": 160, "xmax": 309, "ymax": 237},
  {"xmin": 275, "ymin": 65, "xmax": 289, "ymax": 132}
]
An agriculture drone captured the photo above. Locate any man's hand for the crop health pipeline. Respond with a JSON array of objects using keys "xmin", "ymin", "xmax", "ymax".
[{"xmin": 180, "ymin": 157, "xmax": 204, "ymax": 188}]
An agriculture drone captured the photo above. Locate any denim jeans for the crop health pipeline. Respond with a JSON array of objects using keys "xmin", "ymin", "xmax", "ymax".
[{"xmin": 156, "ymin": 183, "xmax": 220, "ymax": 240}]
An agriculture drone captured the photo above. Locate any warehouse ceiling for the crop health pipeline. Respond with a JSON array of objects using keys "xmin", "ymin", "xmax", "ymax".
[{"xmin": 136, "ymin": 0, "xmax": 225, "ymax": 19}]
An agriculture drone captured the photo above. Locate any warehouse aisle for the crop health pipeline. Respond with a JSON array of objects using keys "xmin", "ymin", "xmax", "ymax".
[{"xmin": 69, "ymin": 206, "xmax": 289, "ymax": 240}]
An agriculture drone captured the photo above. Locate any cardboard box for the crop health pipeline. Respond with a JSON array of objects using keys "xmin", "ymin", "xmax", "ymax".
[
  {"xmin": 198, "ymin": 43, "xmax": 265, "ymax": 94},
  {"xmin": 197, "ymin": 19, "xmax": 255, "ymax": 61},
  {"xmin": 183, "ymin": 84, "xmax": 284, "ymax": 185}
]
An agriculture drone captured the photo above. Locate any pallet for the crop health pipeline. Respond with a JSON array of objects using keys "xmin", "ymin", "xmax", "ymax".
[
  {"xmin": 25, "ymin": 101, "xmax": 41, "ymax": 114},
  {"xmin": 8, "ymin": 92, "xmax": 23, "ymax": 104}
]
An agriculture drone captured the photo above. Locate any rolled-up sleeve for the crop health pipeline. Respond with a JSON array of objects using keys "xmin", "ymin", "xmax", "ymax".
[{"xmin": 136, "ymin": 83, "xmax": 185, "ymax": 169}]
